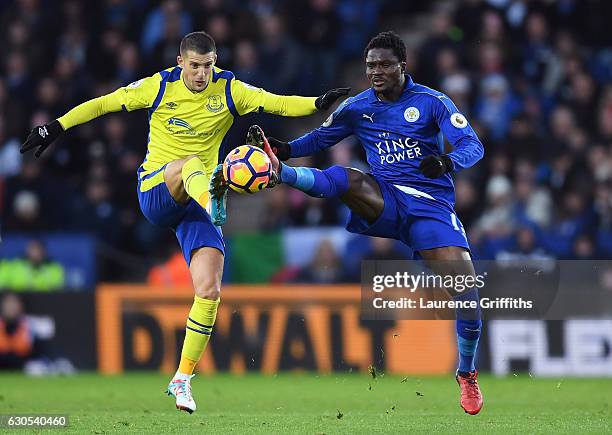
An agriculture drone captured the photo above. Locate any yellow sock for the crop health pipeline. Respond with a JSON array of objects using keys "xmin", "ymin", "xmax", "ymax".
[
  {"xmin": 181, "ymin": 157, "xmax": 210, "ymax": 210},
  {"xmin": 178, "ymin": 296, "xmax": 219, "ymax": 375}
]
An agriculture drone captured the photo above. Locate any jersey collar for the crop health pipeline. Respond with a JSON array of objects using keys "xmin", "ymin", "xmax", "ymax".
[{"xmin": 367, "ymin": 74, "xmax": 415, "ymax": 103}]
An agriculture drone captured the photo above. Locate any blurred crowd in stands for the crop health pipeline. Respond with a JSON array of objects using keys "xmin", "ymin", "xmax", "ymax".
[{"xmin": 1, "ymin": 0, "xmax": 612, "ymax": 287}]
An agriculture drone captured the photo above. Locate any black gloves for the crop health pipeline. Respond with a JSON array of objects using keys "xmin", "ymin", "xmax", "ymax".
[
  {"xmin": 315, "ymin": 87, "xmax": 351, "ymax": 110},
  {"xmin": 419, "ymin": 154, "xmax": 454, "ymax": 178},
  {"xmin": 20, "ymin": 119, "xmax": 64, "ymax": 158},
  {"xmin": 268, "ymin": 137, "xmax": 291, "ymax": 161}
]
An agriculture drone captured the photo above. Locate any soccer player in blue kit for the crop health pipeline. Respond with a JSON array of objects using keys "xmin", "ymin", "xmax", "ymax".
[{"xmin": 247, "ymin": 31, "xmax": 485, "ymax": 414}]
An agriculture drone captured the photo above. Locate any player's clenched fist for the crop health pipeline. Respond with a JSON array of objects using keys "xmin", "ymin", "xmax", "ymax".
[
  {"xmin": 419, "ymin": 154, "xmax": 454, "ymax": 178},
  {"xmin": 20, "ymin": 119, "xmax": 64, "ymax": 158}
]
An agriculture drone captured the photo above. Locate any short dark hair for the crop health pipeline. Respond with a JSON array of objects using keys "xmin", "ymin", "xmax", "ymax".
[
  {"xmin": 363, "ymin": 31, "xmax": 406, "ymax": 63},
  {"xmin": 180, "ymin": 31, "xmax": 216, "ymax": 56}
]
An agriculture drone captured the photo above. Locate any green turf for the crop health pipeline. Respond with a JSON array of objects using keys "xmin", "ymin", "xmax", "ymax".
[{"xmin": 0, "ymin": 373, "xmax": 610, "ymax": 434}]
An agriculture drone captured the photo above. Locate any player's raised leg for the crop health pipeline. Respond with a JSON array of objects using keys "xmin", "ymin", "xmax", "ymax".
[
  {"xmin": 246, "ymin": 125, "xmax": 384, "ymax": 224},
  {"xmin": 419, "ymin": 247, "xmax": 484, "ymax": 415},
  {"xmin": 165, "ymin": 154, "xmax": 228, "ymax": 226},
  {"xmin": 164, "ymin": 155, "xmax": 212, "ymax": 212},
  {"xmin": 166, "ymin": 246, "xmax": 222, "ymax": 413}
]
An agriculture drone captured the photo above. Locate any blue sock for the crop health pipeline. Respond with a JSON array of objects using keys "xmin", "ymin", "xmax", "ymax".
[
  {"xmin": 280, "ymin": 164, "xmax": 349, "ymax": 198},
  {"xmin": 454, "ymin": 288, "xmax": 482, "ymax": 373}
]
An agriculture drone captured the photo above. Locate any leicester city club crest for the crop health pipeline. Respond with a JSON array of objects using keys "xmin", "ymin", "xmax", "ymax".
[
  {"xmin": 404, "ymin": 106, "xmax": 420, "ymax": 123},
  {"xmin": 206, "ymin": 95, "xmax": 225, "ymax": 113}
]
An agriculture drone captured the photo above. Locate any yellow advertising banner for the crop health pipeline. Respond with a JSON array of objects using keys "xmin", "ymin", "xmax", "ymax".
[{"xmin": 96, "ymin": 285, "xmax": 456, "ymax": 374}]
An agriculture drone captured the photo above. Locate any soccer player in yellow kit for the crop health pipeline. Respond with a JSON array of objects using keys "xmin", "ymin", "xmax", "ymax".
[{"xmin": 20, "ymin": 31, "xmax": 349, "ymax": 413}]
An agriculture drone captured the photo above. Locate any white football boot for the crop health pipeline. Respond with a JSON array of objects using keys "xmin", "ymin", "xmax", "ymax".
[{"xmin": 166, "ymin": 374, "xmax": 196, "ymax": 413}]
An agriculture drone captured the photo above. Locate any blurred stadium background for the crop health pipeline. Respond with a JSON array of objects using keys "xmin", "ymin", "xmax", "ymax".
[{"xmin": 1, "ymin": 0, "xmax": 612, "ymax": 385}]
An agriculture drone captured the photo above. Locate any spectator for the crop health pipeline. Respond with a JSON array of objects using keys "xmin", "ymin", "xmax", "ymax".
[
  {"xmin": 233, "ymin": 39, "xmax": 267, "ymax": 87},
  {"xmin": 474, "ymin": 74, "xmax": 522, "ymax": 142},
  {"xmin": 549, "ymin": 105, "xmax": 577, "ymax": 150},
  {"xmin": 140, "ymin": 0, "xmax": 192, "ymax": 55},
  {"xmin": 336, "ymin": 0, "xmax": 379, "ymax": 59},
  {"xmin": 116, "ymin": 42, "xmax": 142, "ymax": 85},
  {"xmin": 5, "ymin": 51, "xmax": 31, "ymax": 100},
  {"xmin": 440, "ymin": 73, "xmax": 472, "ymax": 114},
  {"xmin": 597, "ymin": 87, "xmax": 612, "ymax": 143},
  {"xmin": 88, "ymin": 26, "xmax": 125, "ymax": 81},
  {"xmin": 454, "ymin": 177, "xmax": 483, "ymax": 230},
  {"xmin": 503, "ymin": 113, "xmax": 544, "ymax": 161},
  {"xmin": 566, "ymin": 72, "xmax": 598, "ymax": 133},
  {"xmin": 0, "ymin": 240, "xmax": 65, "ymax": 291},
  {"xmin": 521, "ymin": 11, "xmax": 553, "ymax": 90},
  {"xmin": 0, "ymin": 294, "xmax": 34, "ymax": 369},
  {"xmin": 36, "ymin": 77, "xmax": 63, "ymax": 115},
  {"xmin": 205, "ymin": 13, "xmax": 234, "ymax": 69},
  {"xmin": 4, "ymin": 190, "xmax": 45, "ymax": 232},
  {"xmin": 554, "ymin": 190, "xmax": 595, "ymax": 241},
  {"xmin": 419, "ymin": 7, "xmax": 462, "ymax": 87},
  {"xmin": 496, "ymin": 226, "xmax": 554, "ymax": 262},
  {"xmin": 594, "ymin": 180, "xmax": 612, "ymax": 229},
  {"xmin": 149, "ymin": 12, "xmax": 183, "ymax": 72},
  {"xmin": 293, "ymin": 0, "xmax": 341, "ymax": 92},
  {"xmin": 293, "ymin": 239, "xmax": 347, "ymax": 283},
  {"xmin": 434, "ymin": 47, "xmax": 462, "ymax": 89},
  {"xmin": 513, "ymin": 158, "xmax": 552, "ymax": 228},
  {"xmin": 475, "ymin": 175, "xmax": 515, "ymax": 238},
  {"xmin": 0, "ymin": 118, "xmax": 22, "ymax": 178},
  {"xmin": 148, "ymin": 248, "xmax": 192, "ymax": 287},
  {"xmin": 259, "ymin": 14, "xmax": 300, "ymax": 94},
  {"xmin": 572, "ymin": 233, "xmax": 598, "ymax": 260},
  {"xmin": 71, "ymin": 176, "xmax": 121, "ymax": 244}
]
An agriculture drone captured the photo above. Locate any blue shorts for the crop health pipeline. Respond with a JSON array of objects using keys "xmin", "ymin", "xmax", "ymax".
[
  {"xmin": 346, "ymin": 176, "xmax": 469, "ymax": 255},
  {"xmin": 137, "ymin": 165, "xmax": 224, "ymax": 265}
]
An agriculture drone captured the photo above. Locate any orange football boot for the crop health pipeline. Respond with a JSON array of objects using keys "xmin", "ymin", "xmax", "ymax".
[{"xmin": 456, "ymin": 370, "xmax": 484, "ymax": 415}]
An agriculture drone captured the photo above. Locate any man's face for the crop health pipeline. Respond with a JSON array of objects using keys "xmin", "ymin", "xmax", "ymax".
[
  {"xmin": 177, "ymin": 50, "xmax": 217, "ymax": 92},
  {"xmin": 365, "ymin": 48, "xmax": 405, "ymax": 94}
]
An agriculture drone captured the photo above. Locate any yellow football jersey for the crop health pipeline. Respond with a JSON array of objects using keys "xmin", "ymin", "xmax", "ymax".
[{"xmin": 57, "ymin": 66, "xmax": 317, "ymax": 189}]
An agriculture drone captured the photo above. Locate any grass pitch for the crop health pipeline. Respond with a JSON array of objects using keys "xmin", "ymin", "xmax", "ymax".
[{"xmin": 0, "ymin": 372, "xmax": 610, "ymax": 434}]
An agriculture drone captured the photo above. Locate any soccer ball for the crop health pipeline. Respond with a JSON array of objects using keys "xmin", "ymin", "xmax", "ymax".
[{"xmin": 222, "ymin": 145, "xmax": 272, "ymax": 194}]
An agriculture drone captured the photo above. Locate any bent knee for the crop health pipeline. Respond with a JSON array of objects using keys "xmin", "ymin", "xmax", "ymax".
[
  {"xmin": 345, "ymin": 167, "xmax": 366, "ymax": 191},
  {"xmin": 171, "ymin": 155, "xmax": 199, "ymax": 172},
  {"xmin": 195, "ymin": 284, "xmax": 220, "ymax": 300},
  {"xmin": 177, "ymin": 155, "xmax": 199, "ymax": 172}
]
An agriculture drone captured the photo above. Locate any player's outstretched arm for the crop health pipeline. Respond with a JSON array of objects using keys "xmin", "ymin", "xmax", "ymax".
[
  {"xmin": 264, "ymin": 120, "xmax": 352, "ymax": 161},
  {"xmin": 232, "ymin": 79, "xmax": 350, "ymax": 117},
  {"xmin": 259, "ymin": 94, "xmax": 355, "ymax": 162},
  {"xmin": 257, "ymin": 87, "xmax": 350, "ymax": 116},
  {"xmin": 20, "ymin": 93, "xmax": 126, "ymax": 158},
  {"xmin": 21, "ymin": 75, "xmax": 158, "ymax": 158},
  {"xmin": 234, "ymin": 80, "xmax": 352, "ymax": 159}
]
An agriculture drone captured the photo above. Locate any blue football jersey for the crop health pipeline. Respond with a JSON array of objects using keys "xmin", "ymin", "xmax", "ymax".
[{"xmin": 289, "ymin": 75, "xmax": 484, "ymax": 207}]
